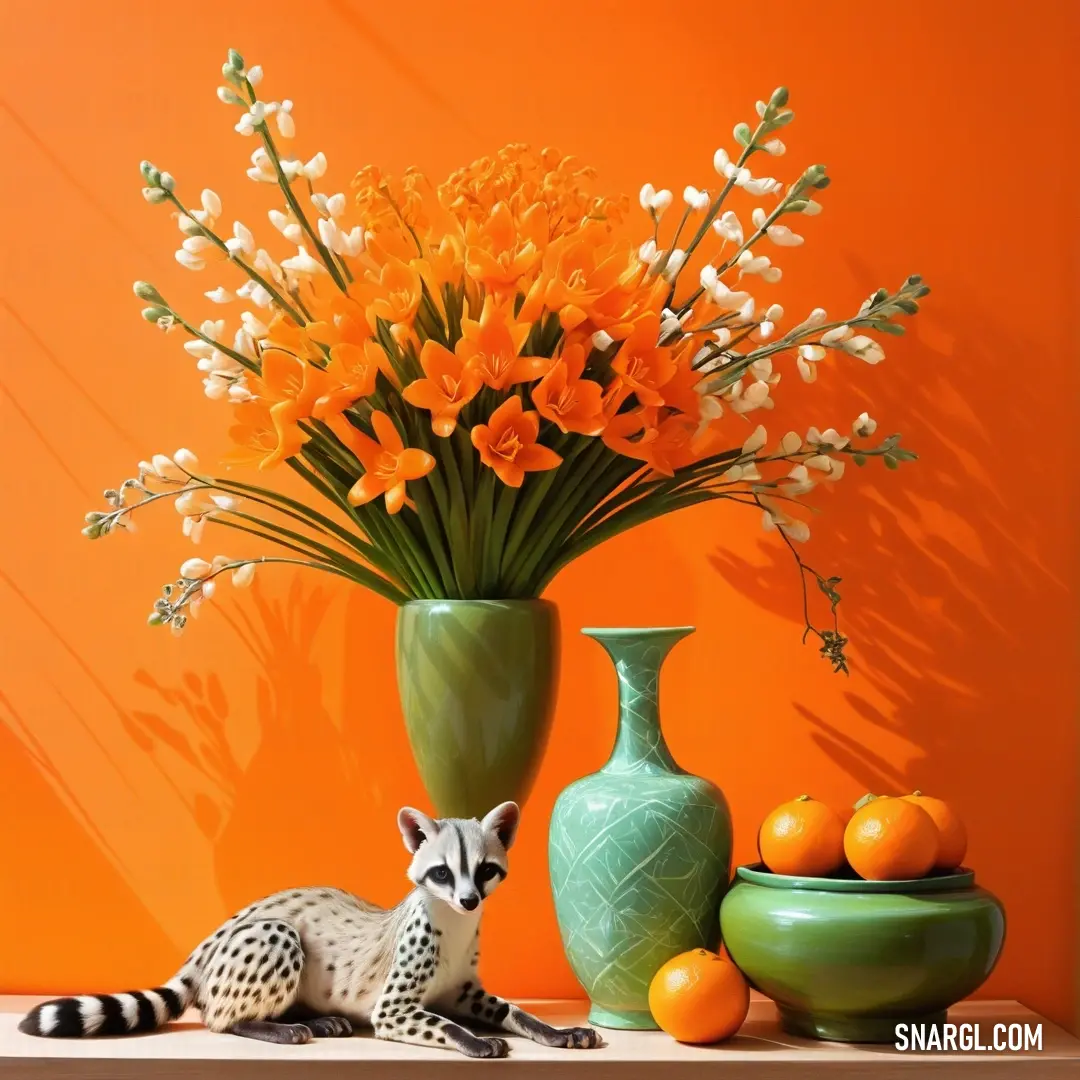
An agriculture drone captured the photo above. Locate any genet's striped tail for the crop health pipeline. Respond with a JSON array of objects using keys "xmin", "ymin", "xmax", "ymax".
[{"xmin": 18, "ymin": 973, "xmax": 194, "ymax": 1038}]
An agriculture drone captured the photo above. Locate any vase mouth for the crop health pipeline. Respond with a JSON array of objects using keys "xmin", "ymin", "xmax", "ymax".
[
  {"xmin": 735, "ymin": 862, "xmax": 976, "ymax": 894},
  {"xmin": 580, "ymin": 626, "xmax": 696, "ymax": 637},
  {"xmin": 402, "ymin": 598, "xmax": 556, "ymax": 609}
]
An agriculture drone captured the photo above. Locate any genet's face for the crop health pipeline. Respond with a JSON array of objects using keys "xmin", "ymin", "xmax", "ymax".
[{"xmin": 398, "ymin": 802, "xmax": 519, "ymax": 915}]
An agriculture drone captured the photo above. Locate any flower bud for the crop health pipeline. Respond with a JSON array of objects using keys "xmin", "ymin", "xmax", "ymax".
[
  {"xmin": 159, "ymin": 172, "xmax": 175, "ymax": 192},
  {"xmin": 142, "ymin": 187, "xmax": 168, "ymax": 204},
  {"xmin": 227, "ymin": 48, "xmax": 245, "ymax": 71},
  {"xmin": 133, "ymin": 281, "xmax": 163, "ymax": 302},
  {"xmin": 733, "ymin": 122, "xmax": 751, "ymax": 147},
  {"xmin": 770, "ymin": 86, "xmax": 790, "ymax": 108},
  {"xmin": 148, "ymin": 612, "xmax": 166, "ymax": 626},
  {"xmin": 139, "ymin": 160, "xmax": 160, "ymax": 185},
  {"xmin": 141, "ymin": 305, "xmax": 171, "ymax": 323}
]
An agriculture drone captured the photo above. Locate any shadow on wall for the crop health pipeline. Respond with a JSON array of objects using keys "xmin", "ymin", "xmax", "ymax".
[
  {"xmin": 0, "ymin": 571, "xmax": 413, "ymax": 991},
  {"xmin": 711, "ymin": 258, "xmax": 1075, "ymax": 1016}
]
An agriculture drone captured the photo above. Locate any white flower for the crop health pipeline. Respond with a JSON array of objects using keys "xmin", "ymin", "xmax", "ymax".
[
  {"xmin": 180, "ymin": 558, "xmax": 213, "ymax": 580},
  {"xmin": 792, "ymin": 307, "xmax": 828, "ymax": 334},
  {"xmin": 301, "ymin": 152, "xmax": 327, "ymax": 181},
  {"xmin": 742, "ymin": 425, "xmax": 768, "ymax": 455},
  {"xmin": 661, "ymin": 249, "xmax": 686, "ymax": 281},
  {"xmin": 821, "ymin": 325, "xmax": 853, "ymax": 347},
  {"xmin": 806, "ymin": 454, "xmax": 846, "ymax": 480},
  {"xmin": 181, "ymin": 235, "xmax": 214, "ymax": 255},
  {"xmin": 638, "ymin": 239, "xmax": 658, "ymax": 265},
  {"xmin": 842, "ymin": 334, "xmax": 886, "ymax": 364},
  {"xmin": 247, "ymin": 65, "xmax": 263, "ymax": 86},
  {"xmin": 781, "ymin": 519, "xmax": 811, "ymax": 542},
  {"xmin": 751, "ymin": 207, "xmax": 768, "ymax": 230},
  {"xmin": 712, "ymin": 210, "xmax": 743, "ymax": 245},
  {"xmin": 247, "ymin": 148, "xmax": 277, "ymax": 184},
  {"xmin": 639, "ymin": 183, "xmax": 673, "ymax": 217},
  {"xmin": 712, "ymin": 327, "xmax": 732, "ymax": 347},
  {"xmin": 175, "ymin": 249, "xmax": 206, "ymax": 271},
  {"xmin": 592, "ymin": 330, "xmax": 614, "ymax": 350},
  {"xmin": 737, "ymin": 250, "xmax": 782, "ymax": 283},
  {"xmin": 241, "ymin": 311, "xmax": 270, "ymax": 338},
  {"xmin": 807, "ymin": 426, "xmax": 850, "ymax": 450},
  {"xmin": 743, "ymin": 176, "xmax": 783, "ymax": 197},
  {"xmin": 683, "ymin": 185, "xmax": 709, "ymax": 211},
  {"xmin": 763, "ymin": 138, "xmax": 786, "ymax": 156},
  {"xmin": 799, "ymin": 344, "xmax": 826, "ymax": 362},
  {"xmin": 281, "ymin": 246, "xmax": 326, "ymax": 276},
  {"xmin": 767, "ymin": 224, "xmax": 804, "ymax": 247},
  {"xmin": 730, "ymin": 380, "xmax": 772, "ymax": 414},
  {"xmin": 797, "ymin": 357, "xmax": 818, "ymax": 383},
  {"xmin": 234, "ymin": 101, "xmax": 266, "ymax": 136},
  {"xmin": 738, "ymin": 295, "xmax": 756, "ymax": 321},
  {"xmin": 766, "ymin": 304, "xmax": 784, "ymax": 322},
  {"xmin": 145, "ymin": 449, "xmax": 198, "ymax": 482},
  {"xmin": 801, "ymin": 199, "xmax": 823, "ymax": 216},
  {"xmin": 228, "ymin": 381, "xmax": 254, "ymax": 403},
  {"xmin": 269, "ymin": 208, "xmax": 303, "ymax": 243},
  {"xmin": 327, "ymin": 192, "xmax": 347, "ymax": 218},
  {"xmin": 276, "ymin": 99, "xmax": 294, "ymax": 138},
  {"xmin": 853, "ymin": 411, "xmax": 878, "ymax": 438},
  {"xmin": 780, "ymin": 431, "xmax": 802, "ymax": 455},
  {"xmin": 232, "ymin": 563, "xmax": 256, "ymax": 587},
  {"xmin": 182, "ymin": 515, "xmax": 205, "ymax": 543},
  {"xmin": 712, "ymin": 148, "xmax": 749, "ymax": 185},
  {"xmin": 204, "ymin": 287, "xmax": 234, "ymax": 303},
  {"xmin": 225, "ymin": 221, "xmax": 255, "ymax": 258},
  {"xmin": 785, "ymin": 464, "xmax": 815, "ymax": 495}
]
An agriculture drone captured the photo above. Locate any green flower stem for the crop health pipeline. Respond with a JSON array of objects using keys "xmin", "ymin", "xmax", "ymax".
[
  {"xmin": 173, "ymin": 315, "xmax": 259, "ymax": 374},
  {"xmin": 165, "ymin": 191, "xmax": 308, "ymax": 326},
  {"xmin": 241, "ymin": 78, "xmax": 349, "ymax": 295},
  {"xmin": 211, "ymin": 519, "xmax": 408, "ymax": 605}
]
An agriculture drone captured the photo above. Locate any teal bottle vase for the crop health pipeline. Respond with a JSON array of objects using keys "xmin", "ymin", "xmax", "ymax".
[{"xmin": 548, "ymin": 627, "xmax": 733, "ymax": 1030}]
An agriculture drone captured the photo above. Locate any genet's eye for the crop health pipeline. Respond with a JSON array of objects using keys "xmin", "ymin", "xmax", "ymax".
[
  {"xmin": 478, "ymin": 863, "xmax": 499, "ymax": 881},
  {"xmin": 428, "ymin": 865, "xmax": 451, "ymax": 884}
]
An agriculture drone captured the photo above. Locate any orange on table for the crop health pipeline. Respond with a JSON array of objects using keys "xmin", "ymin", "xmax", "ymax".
[
  {"xmin": 648, "ymin": 948, "xmax": 750, "ymax": 1044},
  {"xmin": 758, "ymin": 794, "xmax": 846, "ymax": 877},
  {"xmin": 902, "ymin": 791, "xmax": 968, "ymax": 871},
  {"xmin": 844, "ymin": 794, "xmax": 940, "ymax": 880}
]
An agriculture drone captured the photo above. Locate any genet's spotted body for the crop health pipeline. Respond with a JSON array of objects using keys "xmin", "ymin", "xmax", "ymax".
[{"xmin": 19, "ymin": 802, "xmax": 601, "ymax": 1058}]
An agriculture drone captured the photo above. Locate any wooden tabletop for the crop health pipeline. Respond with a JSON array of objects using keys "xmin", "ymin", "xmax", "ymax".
[{"xmin": 1, "ymin": 996, "xmax": 1077, "ymax": 1078}]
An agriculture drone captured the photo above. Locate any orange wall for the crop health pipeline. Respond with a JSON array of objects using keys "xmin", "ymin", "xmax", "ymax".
[{"xmin": 1, "ymin": 0, "xmax": 1077, "ymax": 1032}]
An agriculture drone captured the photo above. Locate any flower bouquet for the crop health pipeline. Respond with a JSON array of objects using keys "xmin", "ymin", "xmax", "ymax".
[{"xmin": 84, "ymin": 49, "xmax": 925, "ymax": 811}]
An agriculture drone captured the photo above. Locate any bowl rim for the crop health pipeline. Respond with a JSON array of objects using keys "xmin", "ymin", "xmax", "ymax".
[{"xmin": 734, "ymin": 862, "xmax": 976, "ymax": 893}]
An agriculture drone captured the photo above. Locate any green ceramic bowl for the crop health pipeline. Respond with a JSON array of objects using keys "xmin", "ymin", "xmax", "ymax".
[{"xmin": 719, "ymin": 863, "xmax": 1006, "ymax": 1043}]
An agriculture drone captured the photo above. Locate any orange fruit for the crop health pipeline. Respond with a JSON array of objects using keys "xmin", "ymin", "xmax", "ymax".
[
  {"xmin": 902, "ymin": 791, "xmax": 967, "ymax": 870},
  {"xmin": 648, "ymin": 949, "xmax": 750, "ymax": 1044},
  {"xmin": 758, "ymin": 795, "xmax": 846, "ymax": 877},
  {"xmin": 844, "ymin": 794, "xmax": 939, "ymax": 880}
]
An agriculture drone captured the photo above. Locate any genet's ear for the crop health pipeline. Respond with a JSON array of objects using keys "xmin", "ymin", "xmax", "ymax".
[
  {"xmin": 398, "ymin": 807, "xmax": 438, "ymax": 854},
  {"xmin": 481, "ymin": 801, "xmax": 520, "ymax": 850}
]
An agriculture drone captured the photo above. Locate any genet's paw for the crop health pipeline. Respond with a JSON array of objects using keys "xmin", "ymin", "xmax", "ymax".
[
  {"xmin": 555, "ymin": 1026, "xmax": 603, "ymax": 1049},
  {"xmin": 277, "ymin": 1023, "xmax": 314, "ymax": 1045},
  {"xmin": 471, "ymin": 1036, "xmax": 510, "ymax": 1058},
  {"xmin": 306, "ymin": 1016, "xmax": 353, "ymax": 1038}
]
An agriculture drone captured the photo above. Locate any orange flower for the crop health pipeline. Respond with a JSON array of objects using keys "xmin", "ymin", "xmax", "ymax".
[
  {"xmin": 464, "ymin": 201, "xmax": 547, "ymax": 291},
  {"xmin": 403, "ymin": 340, "xmax": 483, "ymax": 437},
  {"xmin": 223, "ymin": 402, "xmax": 284, "ymax": 471},
  {"xmin": 610, "ymin": 313, "xmax": 677, "ymax": 407},
  {"xmin": 347, "ymin": 411, "xmax": 436, "ymax": 514},
  {"xmin": 602, "ymin": 408, "xmax": 696, "ymax": 477},
  {"xmin": 524, "ymin": 224, "xmax": 634, "ymax": 331},
  {"xmin": 531, "ymin": 344, "xmax": 605, "ymax": 435},
  {"xmin": 458, "ymin": 295, "xmax": 551, "ymax": 390},
  {"xmin": 255, "ymin": 350, "xmax": 332, "ymax": 468},
  {"xmin": 314, "ymin": 341, "xmax": 383, "ymax": 419},
  {"xmin": 360, "ymin": 257, "xmax": 423, "ymax": 327},
  {"xmin": 471, "ymin": 397, "xmax": 562, "ymax": 487}
]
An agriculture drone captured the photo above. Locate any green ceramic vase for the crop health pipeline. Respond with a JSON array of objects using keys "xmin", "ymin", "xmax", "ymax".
[
  {"xmin": 720, "ymin": 864, "xmax": 1006, "ymax": 1042},
  {"xmin": 395, "ymin": 599, "xmax": 559, "ymax": 819},
  {"xmin": 548, "ymin": 627, "xmax": 733, "ymax": 1030}
]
